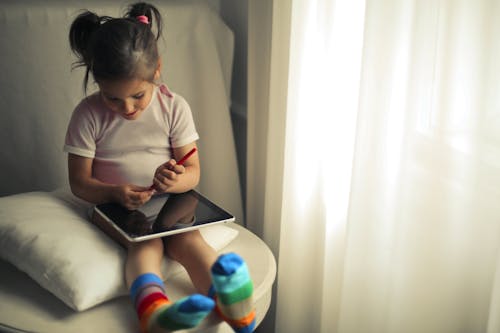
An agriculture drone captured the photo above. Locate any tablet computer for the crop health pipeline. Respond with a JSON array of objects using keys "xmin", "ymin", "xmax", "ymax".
[{"xmin": 91, "ymin": 190, "xmax": 234, "ymax": 247}]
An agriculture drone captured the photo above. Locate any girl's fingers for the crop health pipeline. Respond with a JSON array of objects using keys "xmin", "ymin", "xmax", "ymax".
[
  {"xmin": 158, "ymin": 162, "xmax": 184, "ymax": 174},
  {"xmin": 165, "ymin": 159, "xmax": 176, "ymax": 168},
  {"xmin": 159, "ymin": 167, "xmax": 176, "ymax": 176},
  {"xmin": 156, "ymin": 169, "xmax": 178, "ymax": 183},
  {"xmin": 124, "ymin": 188, "xmax": 153, "ymax": 209},
  {"xmin": 171, "ymin": 164, "xmax": 185, "ymax": 174},
  {"xmin": 151, "ymin": 162, "xmax": 185, "ymax": 193}
]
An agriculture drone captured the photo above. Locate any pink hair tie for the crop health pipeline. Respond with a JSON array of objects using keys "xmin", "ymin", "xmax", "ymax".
[{"xmin": 136, "ymin": 15, "xmax": 149, "ymax": 24}]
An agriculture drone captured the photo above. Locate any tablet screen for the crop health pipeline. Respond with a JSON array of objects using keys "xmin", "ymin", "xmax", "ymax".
[{"xmin": 94, "ymin": 190, "xmax": 234, "ymax": 242}]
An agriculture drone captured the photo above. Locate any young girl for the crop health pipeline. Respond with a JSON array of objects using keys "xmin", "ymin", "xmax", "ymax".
[{"xmin": 65, "ymin": 3, "xmax": 255, "ymax": 332}]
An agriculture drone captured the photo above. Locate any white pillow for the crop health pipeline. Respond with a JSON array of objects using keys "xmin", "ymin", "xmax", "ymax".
[{"xmin": 0, "ymin": 189, "xmax": 238, "ymax": 311}]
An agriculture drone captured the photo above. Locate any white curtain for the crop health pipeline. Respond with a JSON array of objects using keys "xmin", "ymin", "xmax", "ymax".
[{"xmin": 254, "ymin": 0, "xmax": 500, "ymax": 332}]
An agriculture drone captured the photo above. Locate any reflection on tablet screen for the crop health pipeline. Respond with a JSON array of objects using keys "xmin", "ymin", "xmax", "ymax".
[{"xmin": 153, "ymin": 192, "xmax": 198, "ymax": 232}]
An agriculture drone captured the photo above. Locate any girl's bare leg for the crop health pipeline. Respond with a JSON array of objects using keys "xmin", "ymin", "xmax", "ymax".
[
  {"xmin": 126, "ymin": 238, "xmax": 164, "ymax": 287},
  {"xmin": 126, "ymin": 237, "xmax": 214, "ymax": 332},
  {"xmin": 164, "ymin": 230, "xmax": 218, "ymax": 295}
]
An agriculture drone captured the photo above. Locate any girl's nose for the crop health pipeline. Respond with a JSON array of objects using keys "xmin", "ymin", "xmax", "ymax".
[{"xmin": 123, "ymin": 100, "xmax": 135, "ymax": 113}]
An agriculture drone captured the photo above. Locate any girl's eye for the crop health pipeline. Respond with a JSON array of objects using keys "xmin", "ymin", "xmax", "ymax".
[
  {"xmin": 133, "ymin": 94, "xmax": 145, "ymax": 100},
  {"xmin": 106, "ymin": 96, "xmax": 120, "ymax": 103}
]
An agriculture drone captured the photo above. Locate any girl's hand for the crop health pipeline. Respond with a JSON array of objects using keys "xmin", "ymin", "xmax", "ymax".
[
  {"xmin": 151, "ymin": 159, "xmax": 186, "ymax": 193},
  {"xmin": 114, "ymin": 184, "xmax": 154, "ymax": 210}
]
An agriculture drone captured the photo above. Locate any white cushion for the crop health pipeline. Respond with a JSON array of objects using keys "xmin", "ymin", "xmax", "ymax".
[{"xmin": 0, "ymin": 189, "xmax": 238, "ymax": 311}]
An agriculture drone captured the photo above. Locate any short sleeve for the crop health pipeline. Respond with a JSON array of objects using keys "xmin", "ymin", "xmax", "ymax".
[
  {"xmin": 169, "ymin": 95, "xmax": 200, "ymax": 148},
  {"xmin": 63, "ymin": 100, "xmax": 97, "ymax": 158}
]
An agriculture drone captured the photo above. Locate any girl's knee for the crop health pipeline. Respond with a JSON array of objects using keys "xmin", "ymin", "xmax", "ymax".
[
  {"xmin": 164, "ymin": 230, "xmax": 203, "ymax": 260},
  {"xmin": 128, "ymin": 238, "xmax": 163, "ymax": 258}
]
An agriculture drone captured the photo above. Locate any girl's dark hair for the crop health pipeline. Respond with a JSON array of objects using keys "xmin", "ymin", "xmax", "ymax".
[{"xmin": 69, "ymin": 2, "xmax": 163, "ymax": 90}]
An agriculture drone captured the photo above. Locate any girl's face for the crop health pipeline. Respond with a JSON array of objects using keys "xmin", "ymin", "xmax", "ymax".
[{"xmin": 99, "ymin": 78, "xmax": 156, "ymax": 120}]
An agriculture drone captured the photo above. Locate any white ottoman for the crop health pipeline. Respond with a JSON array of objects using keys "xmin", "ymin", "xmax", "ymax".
[{"xmin": 0, "ymin": 223, "xmax": 276, "ymax": 332}]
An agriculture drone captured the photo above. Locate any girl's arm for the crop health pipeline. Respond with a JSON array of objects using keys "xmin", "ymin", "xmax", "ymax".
[
  {"xmin": 152, "ymin": 142, "xmax": 200, "ymax": 193},
  {"xmin": 68, "ymin": 153, "xmax": 153, "ymax": 210}
]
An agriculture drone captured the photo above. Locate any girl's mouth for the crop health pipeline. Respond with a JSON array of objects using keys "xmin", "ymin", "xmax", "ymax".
[{"xmin": 124, "ymin": 110, "xmax": 139, "ymax": 117}]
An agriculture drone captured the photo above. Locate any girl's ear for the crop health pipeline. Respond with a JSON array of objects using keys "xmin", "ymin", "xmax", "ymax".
[{"xmin": 154, "ymin": 58, "xmax": 162, "ymax": 81}]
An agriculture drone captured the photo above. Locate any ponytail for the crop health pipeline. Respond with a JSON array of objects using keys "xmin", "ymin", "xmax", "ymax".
[
  {"xmin": 69, "ymin": 11, "xmax": 111, "ymax": 89},
  {"xmin": 124, "ymin": 2, "xmax": 163, "ymax": 40}
]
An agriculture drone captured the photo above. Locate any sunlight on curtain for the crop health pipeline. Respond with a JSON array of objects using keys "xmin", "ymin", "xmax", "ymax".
[
  {"xmin": 275, "ymin": 0, "xmax": 365, "ymax": 331},
  {"xmin": 273, "ymin": 0, "xmax": 500, "ymax": 332}
]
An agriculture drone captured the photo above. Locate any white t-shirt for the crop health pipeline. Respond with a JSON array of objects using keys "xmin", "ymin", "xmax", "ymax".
[{"xmin": 64, "ymin": 84, "xmax": 199, "ymax": 187}]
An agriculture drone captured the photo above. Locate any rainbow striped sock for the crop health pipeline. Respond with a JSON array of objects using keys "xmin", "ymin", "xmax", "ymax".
[
  {"xmin": 210, "ymin": 253, "xmax": 256, "ymax": 333},
  {"xmin": 130, "ymin": 273, "xmax": 214, "ymax": 332}
]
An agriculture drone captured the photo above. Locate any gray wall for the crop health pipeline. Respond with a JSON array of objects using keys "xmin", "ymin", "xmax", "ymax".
[{"xmin": 210, "ymin": 0, "xmax": 249, "ymax": 212}]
